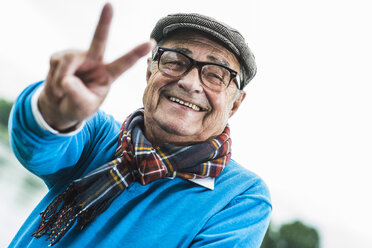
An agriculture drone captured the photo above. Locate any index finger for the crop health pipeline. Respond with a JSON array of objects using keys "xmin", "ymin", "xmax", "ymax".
[
  {"xmin": 87, "ymin": 3, "xmax": 113, "ymax": 60},
  {"xmin": 106, "ymin": 40, "xmax": 156, "ymax": 80}
]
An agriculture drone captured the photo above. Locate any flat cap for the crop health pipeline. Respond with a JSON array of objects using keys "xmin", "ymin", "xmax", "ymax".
[{"xmin": 150, "ymin": 13, "xmax": 257, "ymax": 89}]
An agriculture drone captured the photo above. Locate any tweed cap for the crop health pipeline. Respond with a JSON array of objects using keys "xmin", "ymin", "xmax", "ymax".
[{"xmin": 150, "ymin": 13, "xmax": 257, "ymax": 89}]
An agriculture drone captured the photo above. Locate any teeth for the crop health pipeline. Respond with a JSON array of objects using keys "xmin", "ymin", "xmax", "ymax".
[{"xmin": 169, "ymin": 97, "xmax": 201, "ymax": 111}]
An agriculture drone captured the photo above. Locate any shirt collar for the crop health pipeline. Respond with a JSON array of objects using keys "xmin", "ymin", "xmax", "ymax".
[{"xmin": 187, "ymin": 178, "xmax": 215, "ymax": 190}]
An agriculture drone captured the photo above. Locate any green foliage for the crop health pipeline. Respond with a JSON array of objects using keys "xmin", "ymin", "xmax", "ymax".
[
  {"xmin": 0, "ymin": 98, "xmax": 13, "ymax": 142},
  {"xmin": 261, "ymin": 224, "xmax": 279, "ymax": 248},
  {"xmin": 261, "ymin": 220, "xmax": 320, "ymax": 248},
  {"xmin": 23, "ymin": 174, "xmax": 45, "ymax": 190},
  {"xmin": 0, "ymin": 98, "xmax": 13, "ymax": 128}
]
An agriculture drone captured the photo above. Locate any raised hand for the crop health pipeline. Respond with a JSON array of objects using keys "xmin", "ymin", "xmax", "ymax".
[{"xmin": 38, "ymin": 3, "xmax": 155, "ymax": 132}]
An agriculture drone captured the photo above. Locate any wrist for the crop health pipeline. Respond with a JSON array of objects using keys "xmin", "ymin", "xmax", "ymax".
[{"xmin": 32, "ymin": 86, "xmax": 84, "ymax": 135}]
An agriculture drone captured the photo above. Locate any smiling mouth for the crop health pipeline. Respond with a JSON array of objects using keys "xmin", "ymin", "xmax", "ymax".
[{"xmin": 168, "ymin": 96, "xmax": 203, "ymax": 111}]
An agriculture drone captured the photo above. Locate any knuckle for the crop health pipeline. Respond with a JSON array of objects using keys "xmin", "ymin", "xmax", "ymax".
[
  {"xmin": 50, "ymin": 53, "xmax": 60, "ymax": 65},
  {"xmin": 62, "ymin": 53, "xmax": 75, "ymax": 63},
  {"xmin": 51, "ymin": 50, "xmax": 83, "ymax": 63}
]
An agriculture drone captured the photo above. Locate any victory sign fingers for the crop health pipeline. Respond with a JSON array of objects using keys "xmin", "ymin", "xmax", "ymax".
[{"xmin": 39, "ymin": 3, "xmax": 154, "ymax": 132}]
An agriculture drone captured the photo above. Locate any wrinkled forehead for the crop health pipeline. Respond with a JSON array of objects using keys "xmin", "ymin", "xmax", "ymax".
[{"xmin": 159, "ymin": 29, "xmax": 241, "ymax": 70}]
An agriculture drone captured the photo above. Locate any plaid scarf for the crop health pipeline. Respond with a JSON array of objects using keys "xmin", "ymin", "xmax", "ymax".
[{"xmin": 32, "ymin": 108, "xmax": 231, "ymax": 246}]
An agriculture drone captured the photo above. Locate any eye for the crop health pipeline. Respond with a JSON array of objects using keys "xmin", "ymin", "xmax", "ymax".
[
  {"xmin": 202, "ymin": 65, "xmax": 229, "ymax": 85},
  {"xmin": 161, "ymin": 60, "xmax": 186, "ymax": 74},
  {"xmin": 163, "ymin": 60, "xmax": 185, "ymax": 67},
  {"xmin": 205, "ymin": 72, "xmax": 224, "ymax": 84},
  {"xmin": 160, "ymin": 51, "xmax": 188, "ymax": 73}
]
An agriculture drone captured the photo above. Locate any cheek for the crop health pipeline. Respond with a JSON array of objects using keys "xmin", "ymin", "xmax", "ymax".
[
  {"xmin": 204, "ymin": 91, "xmax": 235, "ymax": 126},
  {"xmin": 143, "ymin": 86, "xmax": 160, "ymax": 113},
  {"xmin": 201, "ymin": 97, "xmax": 226, "ymax": 131},
  {"xmin": 208, "ymin": 92, "xmax": 233, "ymax": 116},
  {"xmin": 142, "ymin": 84, "xmax": 153, "ymax": 108},
  {"xmin": 143, "ymin": 73, "xmax": 164, "ymax": 110}
]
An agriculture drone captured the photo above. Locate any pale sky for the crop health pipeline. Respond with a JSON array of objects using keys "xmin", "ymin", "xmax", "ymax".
[{"xmin": 1, "ymin": 0, "xmax": 372, "ymax": 247}]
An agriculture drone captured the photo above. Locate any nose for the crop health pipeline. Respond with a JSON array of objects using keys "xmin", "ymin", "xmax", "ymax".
[{"xmin": 177, "ymin": 67, "xmax": 204, "ymax": 94}]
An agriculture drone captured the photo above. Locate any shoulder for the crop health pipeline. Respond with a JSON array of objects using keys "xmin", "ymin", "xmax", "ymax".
[
  {"xmin": 191, "ymin": 159, "xmax": 272, "ymax": 247},
  {"xmin": 86, "ymin": 109, "xmax": 121, "ymax": 135},
  {"xmin": 216, "ymin": 159, "xmax": 271, "ymax": 206}
]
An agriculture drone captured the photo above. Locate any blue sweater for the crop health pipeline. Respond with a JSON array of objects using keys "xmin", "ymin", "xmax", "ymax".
[{"xmin": 9, "ymin": 82, "xmax": 271, "ymax": 248}]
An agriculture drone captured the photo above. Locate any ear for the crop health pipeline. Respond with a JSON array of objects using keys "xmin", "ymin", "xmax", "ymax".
[
  {"xmin": 146, "ymin": 57, "xmax": 153, "ymax": 83},
  {"xmin": 229, "ymin": 91, "xmax": 246, "ymax": 117}
]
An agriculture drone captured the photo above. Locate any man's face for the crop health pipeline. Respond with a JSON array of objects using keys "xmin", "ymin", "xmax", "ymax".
[{"xmin": 143, "ymin": 31, "xmax": 246, "ymax": 145}]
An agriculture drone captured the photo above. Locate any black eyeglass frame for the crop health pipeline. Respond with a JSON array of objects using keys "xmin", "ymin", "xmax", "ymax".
[{"xmin": 152, "ymin": 47, "xmax": 242, "ymax": 91}]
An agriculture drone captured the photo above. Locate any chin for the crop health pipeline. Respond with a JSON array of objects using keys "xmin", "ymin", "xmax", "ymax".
[
  {"xmin": 157, "ymin": 119, "xmax": 197, "ymax": 137},
  {"xmin": 145, "ymin": 109, "xmax": 218, "ymax": 144}
]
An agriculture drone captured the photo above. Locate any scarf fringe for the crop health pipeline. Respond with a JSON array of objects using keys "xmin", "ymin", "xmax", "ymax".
[
  {"xmin": 32, "ymin": 182, "xmax": 123, "ymax": 246},
  {"xmin": 32, "ymin": 186, "xmax": 81, "ymax": 246}
]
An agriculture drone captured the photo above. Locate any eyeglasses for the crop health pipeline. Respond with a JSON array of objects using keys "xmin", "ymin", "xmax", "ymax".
[{"xmin": 152, "ymin": 47, "xmax": 241, "ymax": 92}]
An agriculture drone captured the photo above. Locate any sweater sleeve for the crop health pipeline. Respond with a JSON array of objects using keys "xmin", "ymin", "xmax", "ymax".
[
  {"xmin": 9, "ymin": 81, "xmax": 120, "ymax": 188},
  {"xmin": 190, "ymin": 181, "xmax": 272, "ymax": 248}
]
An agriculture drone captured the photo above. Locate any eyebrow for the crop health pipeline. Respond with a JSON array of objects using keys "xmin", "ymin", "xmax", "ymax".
[
  {"xmin": 169, "ymin": 46, "xmax": 230, "ymax": 67},
  {"xmin": 170, "ymin": 46, "xmax": 192, "ymax": 55},
  {"xmin": 207, "ymin": 55, "xmax": 230, "ymax": 67}
]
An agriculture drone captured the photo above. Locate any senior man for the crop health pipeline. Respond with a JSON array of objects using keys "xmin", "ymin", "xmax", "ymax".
[{"xmin": 9, "ymin": 3, "xmax": 271, "ymax": 248}]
